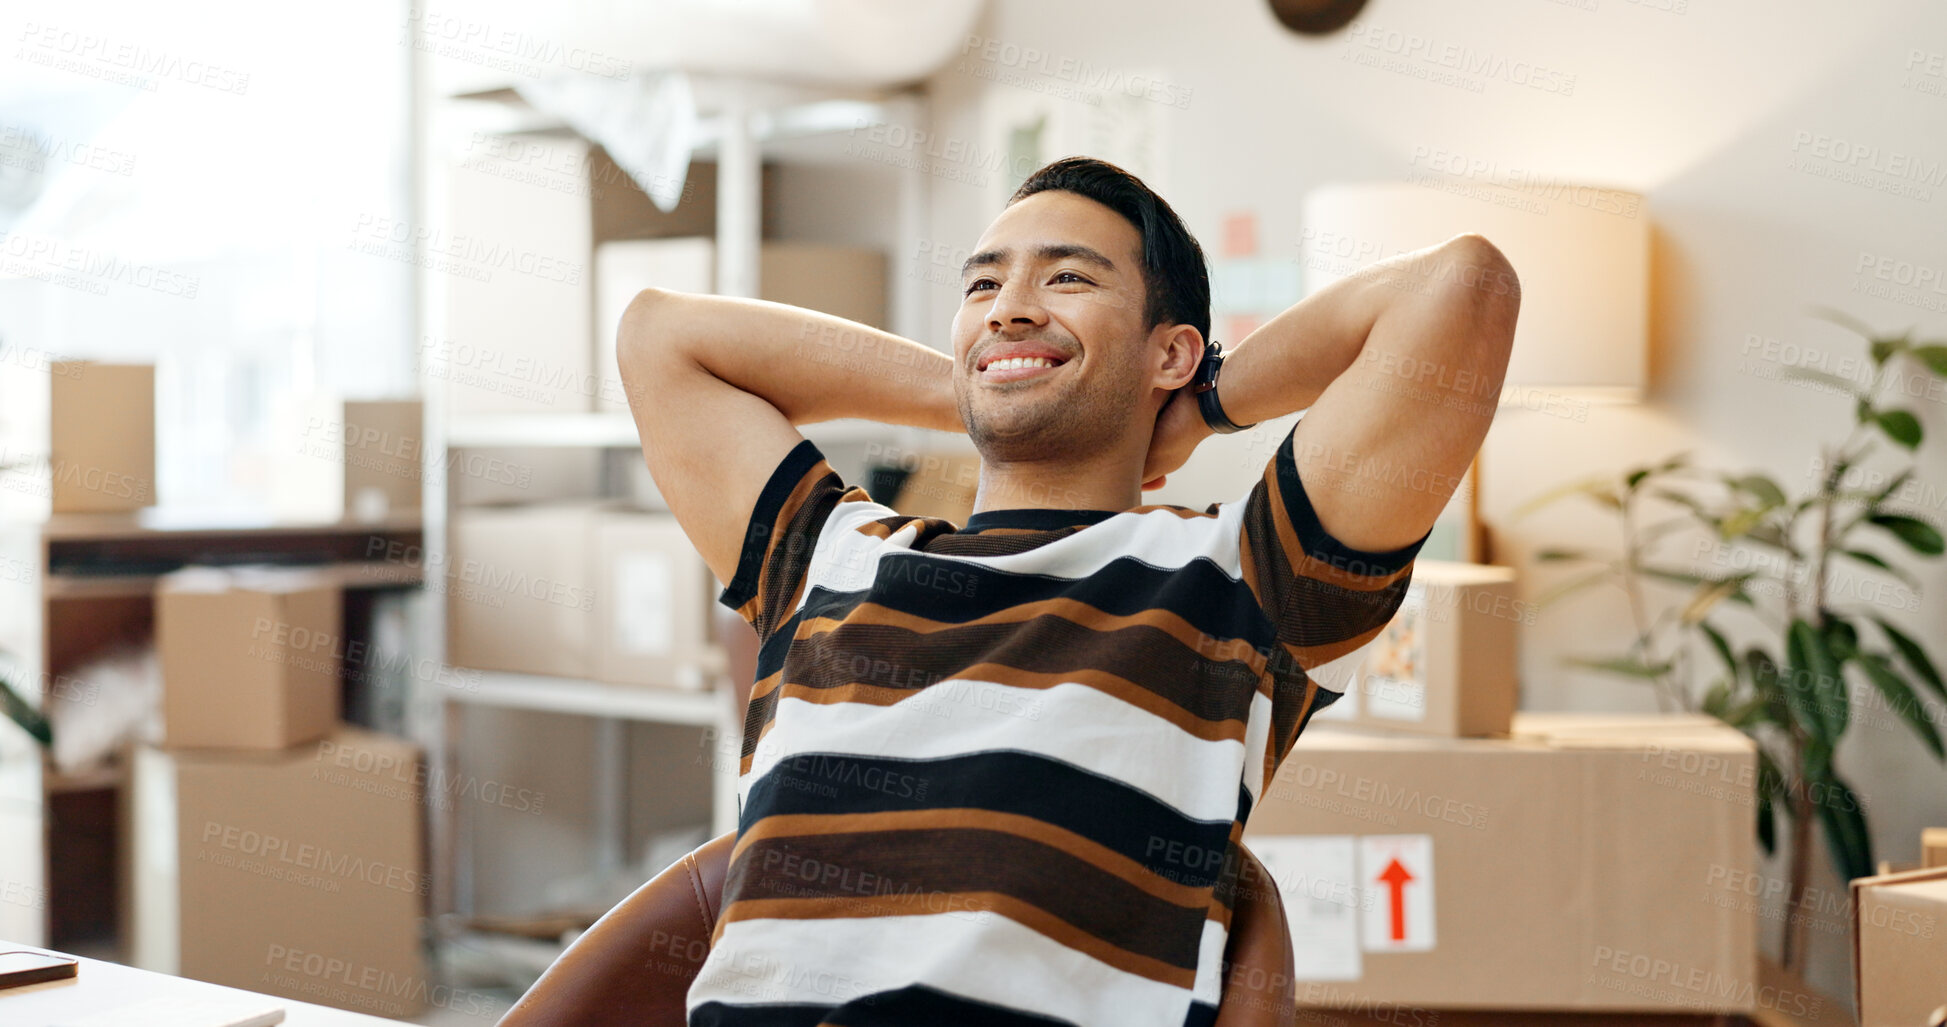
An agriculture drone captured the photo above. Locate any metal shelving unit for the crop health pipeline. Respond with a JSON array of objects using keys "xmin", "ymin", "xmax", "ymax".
[{"xmin": 411, "ymin": 63, "xmax": 940, "ymax": 981}]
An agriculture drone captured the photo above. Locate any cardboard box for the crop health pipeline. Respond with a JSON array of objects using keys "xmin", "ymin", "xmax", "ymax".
[
  {"xmin": 1924, "ymin": 828, "xmax": 1947, "ymax": 869},
  {"xmin": 592, "ymin": 237, "xmax": 888, "ymax": 412},
  {"xmin": 1243, "ymin": 713, "xmax": 1757, "ymax": 1013},
  {"xmin": 130, "ymin": 728, "xmax": 428, "ymax": 1018},
  {"xmin": 440, "ymin": 133, "xmax": 594, "ymax": 414},
  {"xmin": 593, "ymin": 509, "xmax": 717, "ymax": 689},
  {"xmin": 446, "ymin": 502, "xmax": 604, "ymax": 679},
  {"xmin": 0, "ymin": 360, "xmax": 155, "ymax": 516},
  {"xmin": 157, "ymin": 566, "xmax": 341, "ymax": 750},
  {"xmin": 1851, "ymin": 866, "xmax": 1947, "ymax": 1027},
  {"xmin": 269, "ymin": 397, "xmax": 423, "ymax": 523},
  {"xmin": 1312, "ymin": 560, "xmax": 1520, "ymax": 737}
]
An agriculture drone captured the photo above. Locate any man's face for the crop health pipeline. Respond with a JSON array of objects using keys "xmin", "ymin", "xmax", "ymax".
[{"xmin": 952, "ymin": 190, "xmax": 1160, "ymax": 465}]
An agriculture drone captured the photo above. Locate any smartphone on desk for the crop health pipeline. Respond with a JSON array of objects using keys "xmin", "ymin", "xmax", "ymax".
[{"xmin": 0, "ymin": 950, "xmax": 79, "ymax": 989}]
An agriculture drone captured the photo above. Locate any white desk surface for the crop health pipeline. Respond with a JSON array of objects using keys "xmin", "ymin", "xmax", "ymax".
[{"xmin": 0, "ymin": 943, "xmax": 400, "ymax": 1026}]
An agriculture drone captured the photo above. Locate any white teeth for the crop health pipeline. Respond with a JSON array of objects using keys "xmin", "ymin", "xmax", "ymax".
[{"xmin": 986, "ymin": 356, "xmax": 1057, "ymax": 371}]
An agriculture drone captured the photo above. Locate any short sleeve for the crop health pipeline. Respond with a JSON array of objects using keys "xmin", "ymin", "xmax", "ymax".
[
  {"xmin": 717, "ymin": 436, "xmax": 854, "ymax": 645},
  {"xmin": 1235, "ymin": 420, "xmax": 1432, "ymax": 759}
]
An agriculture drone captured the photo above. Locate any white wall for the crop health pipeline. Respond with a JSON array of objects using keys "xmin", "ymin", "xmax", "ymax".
[{"xmin": 911, "ymin": 0, "xmax": 1947, "ymax": 1000}]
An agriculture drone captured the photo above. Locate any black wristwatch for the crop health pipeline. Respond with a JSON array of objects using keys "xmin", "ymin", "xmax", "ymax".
[{"xmin": 1191, "ymin": 339, "xmax": 1257, "ymax": 434}]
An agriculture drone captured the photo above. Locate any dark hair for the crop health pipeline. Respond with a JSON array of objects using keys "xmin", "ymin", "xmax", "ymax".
[{"xmin": 1008, "ymin": 156, "xmax": 1211, "ymax": 346}]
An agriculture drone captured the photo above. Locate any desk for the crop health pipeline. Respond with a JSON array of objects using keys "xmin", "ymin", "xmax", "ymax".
[{"xmin": 0, "ymin": 943, "xmax": 400, "ymax": 1025}]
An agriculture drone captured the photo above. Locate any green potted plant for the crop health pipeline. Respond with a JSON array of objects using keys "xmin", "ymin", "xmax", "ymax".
[{"xmin": 1516, "ymin": 310, "xmax": 1947, "ymax": 971}]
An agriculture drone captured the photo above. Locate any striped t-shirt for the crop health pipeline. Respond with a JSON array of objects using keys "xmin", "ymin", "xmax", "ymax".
[{"xmin": 689, "ymin": 421, "xmax": 1428, "ymax": 1027}]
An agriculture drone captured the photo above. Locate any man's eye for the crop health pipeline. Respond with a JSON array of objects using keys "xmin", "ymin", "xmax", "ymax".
[
  {"xmin": 964, "ymin": 278, "xmax": 996, "ymax": 295},
  {"xmin": 1052, "ymin": 271, "xmax": 1090, "ymax": 285}
]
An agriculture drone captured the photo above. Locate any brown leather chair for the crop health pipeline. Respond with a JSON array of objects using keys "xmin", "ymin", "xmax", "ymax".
[{"xmin": 500, "ymin": 832, "xmax": 1298, "ymax": 1026}]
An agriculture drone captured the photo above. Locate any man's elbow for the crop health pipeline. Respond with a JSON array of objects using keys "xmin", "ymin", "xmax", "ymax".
[
  {"xmin": 616, "ymin": 287, "xmax": 680, "ymax": 384},
  {"xmin": 1436, "ymin": 233, "xmax": 1521, "ymax": 314}
]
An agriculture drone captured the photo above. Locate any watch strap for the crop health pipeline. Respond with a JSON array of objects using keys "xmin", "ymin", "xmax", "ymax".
[{"xmin": 1191, "ymin": 340, "xmax": 1257, "ymax": 434}]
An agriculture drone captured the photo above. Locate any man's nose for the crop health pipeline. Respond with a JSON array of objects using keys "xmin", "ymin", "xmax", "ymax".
[{"xmin": 987, "ymin": 281, "xmax": 1048, "ymax": 331}]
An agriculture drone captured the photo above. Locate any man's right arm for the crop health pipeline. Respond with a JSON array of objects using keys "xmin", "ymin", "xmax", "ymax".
[{"xmin": 615, "ymin": 287, "xmax": 961, "ymax": 590}]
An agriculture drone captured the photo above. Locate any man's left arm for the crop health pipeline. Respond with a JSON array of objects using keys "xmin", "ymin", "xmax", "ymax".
[{"xmin": 1215, "ymin": 233, "xmax": 1521, "ymax": 552}]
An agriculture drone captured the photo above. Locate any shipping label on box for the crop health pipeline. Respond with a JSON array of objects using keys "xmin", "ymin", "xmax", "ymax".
[{"xmin": 1344, "ymin": 561, "xmax": 1520, "ymax": 738}]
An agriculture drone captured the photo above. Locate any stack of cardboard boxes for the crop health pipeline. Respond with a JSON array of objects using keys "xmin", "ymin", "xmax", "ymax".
[
  {"xmin": 133, "ymin": 566, "xmax": 430, "ymax": 1018},
  {"xmin": 1242, "ymin": 561, "xmax": 1762, "ymax": 1021}
]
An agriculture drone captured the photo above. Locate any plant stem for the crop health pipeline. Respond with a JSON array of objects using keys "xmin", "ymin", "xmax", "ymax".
[
  {"xmin": 1620, "ymin": 486, "xmax": 1680, "ymax": 712},
  {"xmin": 1782, "ymin": 729, "xmax": 1814, "ymax": 973}
]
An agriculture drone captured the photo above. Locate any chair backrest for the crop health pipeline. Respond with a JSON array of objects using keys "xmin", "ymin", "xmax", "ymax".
[{"xmin": 501, "ymin": 832, "xmax": 1298, "ymax": 1026}]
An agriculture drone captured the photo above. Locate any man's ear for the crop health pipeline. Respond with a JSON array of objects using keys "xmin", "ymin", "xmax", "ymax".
[{"xmin": 1153, "ymin": 322, "xmax": 1204, "ymax": 391}]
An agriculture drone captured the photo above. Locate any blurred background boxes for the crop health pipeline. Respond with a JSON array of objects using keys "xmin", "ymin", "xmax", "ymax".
[
  {"xmin": 440, "ymin": 134, "xmax": 595, "ymax": 415},
  {"xmin": 131, "ymin": 727, "xmax": 428, "ymax": 1018},
  {"xmin": 1244, "ymin": 712, "xmax": 1756, "ymax": 1014},
  {"xmin": 0, "ymin": 360, "xmax": 155, "ymax": 516},
  {"xmin": 445, "ymin": 501, "xmax": 605, "ymax": 680},
  {"xmin": 1849, "ymin": 866, "xmax": 1947, "ymax": 1027},
  {"xmin": 447, "ymin": 501, "xmax": 718, "ymax": 688},
  {"xmin": 592, "ymin": 237, "xmax": 888, "ymax": 413},
  {"xmin": 268, "ymin": 397, "xmax": 424, "ymax": 524},
  {"xmin": 157, "ymin": 566, "xmax": 341, "ymax": 751},
  {"xmin": 593, "ymin": 509, "xmax": 717, "ymax": 689},
  {"xmin": 1923, "ymin": 828, "xmax": 1947, "ymax": 869},
  {"xmin": 1313, "ymin": 560, "xmax": 1520, "ymax": 738}
]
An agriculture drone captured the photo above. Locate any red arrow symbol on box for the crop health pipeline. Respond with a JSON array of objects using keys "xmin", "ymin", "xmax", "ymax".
[{"xmin": 1377, "ymin": 857, "xmax": 1414, "ymax": 942}]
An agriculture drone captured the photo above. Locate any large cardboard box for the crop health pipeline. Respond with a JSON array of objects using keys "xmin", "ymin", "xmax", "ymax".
[
  {"xmin": 0, "ymin": 359, "xmax": 155, "ymax": 516},
  {"xmin": 157, "ymin": 566, "xmax": 341, "ymax": 750},
  {"xmin": 437, "ymin": 133, "xmax": 594, "ymax": 414},
  {"xmin": 592, "ymin": 237, "xmax": 888, "ymax": 413},
  {"xmin": 593, "ymin": 509, "xmax": 717, "ymax": 689},
  {"xmin": 1851, "ymin": 866, "xmax": 1947, "ymax": 1027},
  {"xmin": 446, "ymin": 502, "xmax": 604, "ymax": 679},
  {"xmin": 1311, "ymin": 560, "xmax": 1520, "ymax": 737},
  {"xmin": 269, "ymin": 397, "xmax": 423, "ymax": 523},
  {"xmin": 1243, "ymin": 713, "xmax": 1758, "ymax": 1013},
  {"xmin": 131, "ymin": 728, "xmax": 429, "ymax": 1018}
]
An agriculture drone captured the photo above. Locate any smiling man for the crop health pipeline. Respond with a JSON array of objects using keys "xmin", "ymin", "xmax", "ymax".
[{"xmin": 617, "ymin": 156, "xmax": 1518, "ymax": 1026}]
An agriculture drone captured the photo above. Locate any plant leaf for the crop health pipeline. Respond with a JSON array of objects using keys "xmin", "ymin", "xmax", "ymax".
[
  {"xmin": 1857, "ymin": 652, "xmax": 1944, "ymax": 759},
  {"xmin": 1737, "ymin": 474, "xmax": 1789, "ymax": 509},
  {"xmin": 1823, "ymin": 619, "xmax": 1859, "ymax": 664},
  {"xmin": 1682, "ymin": 577, "xmax": 1745, "ymax": 625},
  {"xmin": 1870, "ymin": 468, "xmax": 1914, "ymax": 508},
  {"xmin": 1778, "ymin": 365, "xmax": 1864, "ymax": 397},
  {"xmin": 1839, "ymin": 548, "xmax": 1919, "ymax": 588},
  {"xmin": 1699, "ymin": 621, "xmax": 1740, "ymax": 685},
  {"xmin": 1868, "ymin": 513, "xmax": 1946, "ymax": 555},
  {"xmin": 1806, "ymin": 305, "xmax": 1880, "ymax": 342},
  {"xmin": 1785, "ymin": 619, "xmax": 1846, "ymax": 743},
  {"xmin": 0, "ymin": 676, "xmax": 52, "ymax": 748},
  {"xmin": 1874, "ymin": 616, "xmax": 1947, "ymax": 702},
  {"xmin": 1511, "ymin": 475, "xmax": 1618, "ymax": 521},
  {"xmin": 1533, "ymin": 568, "xmax": 1615, "ymax": 609},
  {"xmin": 1814, "ymin": 772, "xmax": 1875, "ymax": 883},
  {"xmin": 1564, "ymin": 655, "xmax": 1675, "ymax": 680},
  {"xmin": 1875, "ymin": 409, "xmax": 1923, "ymax": 450},
  {"xmin": 1911, "ymin": 344, "xmax": 1947, "ymax": 377}
]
